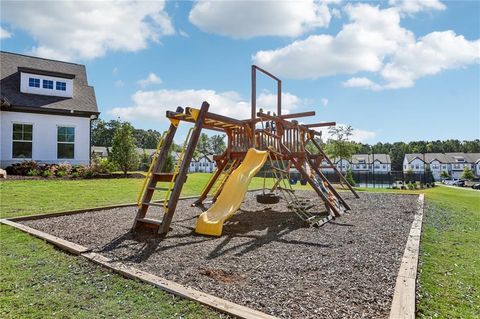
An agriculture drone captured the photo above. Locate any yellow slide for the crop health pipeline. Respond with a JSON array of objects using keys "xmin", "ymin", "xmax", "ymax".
[{"xmin": 195, "ymin": 148, "xmax": 268, "ymax": 236}]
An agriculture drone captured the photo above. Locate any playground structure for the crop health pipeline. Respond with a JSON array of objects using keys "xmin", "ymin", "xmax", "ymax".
[{"xmin": 133, "ymin": 65, "xmax": 359, "ymax": 236}]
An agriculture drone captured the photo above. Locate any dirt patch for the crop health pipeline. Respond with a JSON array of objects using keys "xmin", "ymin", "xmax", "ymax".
[{"xmin": 22, "ymin": 191, "xmax": 418, "ymax": 319}]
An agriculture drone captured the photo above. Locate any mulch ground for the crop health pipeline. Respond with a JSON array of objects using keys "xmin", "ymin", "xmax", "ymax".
[{"xmin": 22, "ymin": 191, "xmax": 418, "ymax": 319}]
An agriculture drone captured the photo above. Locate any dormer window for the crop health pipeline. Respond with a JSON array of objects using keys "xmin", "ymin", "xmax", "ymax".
[
  {"xmin": 455, "ymin": 157, "xmax": 465, "ymax": 163},
  {"xmin": 28, "ymin": 78, "xmax": 40, "ymax": 88},
  {"xmin": 43, "ymin": 80, "xmax": 53, "ymax": 89},
  {"xmin": 20, "ymin": 71, "xmax": 73, "ymax": 98},
  {"xmin": 56, "ymin": 81, "xmax": 66, "ymax": 91}
]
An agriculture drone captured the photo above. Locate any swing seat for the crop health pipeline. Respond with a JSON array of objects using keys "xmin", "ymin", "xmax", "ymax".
[{"xmin": 256, "ymin": 193, "xmax": 281, "ymax": 204}]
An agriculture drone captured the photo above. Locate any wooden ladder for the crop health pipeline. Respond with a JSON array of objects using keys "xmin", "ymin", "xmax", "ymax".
[{"xmin": 132, "ymin": 102, "xmax": 210, "ymax": 234}]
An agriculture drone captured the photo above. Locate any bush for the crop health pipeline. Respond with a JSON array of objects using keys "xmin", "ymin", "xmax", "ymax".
[
  {"xmin": 407, "ymin": 182, "xmax": 416, "ymax": 190},
  {"xmin": 345, "ymin": 169, "xmax": 356, "ymax": 187},
  {"xmin": 56, "ymin": 162, "xmax": 72, "ymax": 177},
  {"xmin": 6, "ymin": 160, "xmax": 39, "ymax": 175},
  {"xmin": 27, "ymin": 169, "xmax": 40, "ymax": 176},
  {"xmin": 42, "ymin": 169, "xmax": 53, "ymax": 177}
]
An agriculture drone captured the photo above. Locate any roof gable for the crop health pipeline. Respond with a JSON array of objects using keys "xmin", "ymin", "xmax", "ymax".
[{"xmin": 0, "ymin": 51, "xmax": 98, "ymax": 116}]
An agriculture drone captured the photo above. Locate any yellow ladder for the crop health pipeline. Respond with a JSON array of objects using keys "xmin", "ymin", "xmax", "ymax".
[
  {"xmin": 162, "ymin": 127, "xmax": 194, "ymax": 212},
  {"xmin": 136, "ymin": 131, "xmax": 168, "ymax": 207}
]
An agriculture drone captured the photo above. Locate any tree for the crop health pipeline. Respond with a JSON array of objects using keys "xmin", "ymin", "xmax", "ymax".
[
  {"xmin": 210, "ymin": 134, "xmax": 226, "ymax": 154},
  {"xmin": 461, "ymin": 167, "xmax": 475, "ymax": 180},
  {"xmin": 345, "ymin": 169, "xmax": 356, "ymax": 186},
  {"xmin": 324, "ymin": 125, "xmax": 357, "ymax": 172},
  {"xmin": 110, "ymin": 122, "xmax": 139, "ymax": 176},
  {"xmin": 440, "ymin": 170, "xmax": 450, "ymax": 179},
  {"xmin": 195, "ymin": 133, "xmax": 212, "ymax": 157},
  {"xmin": 405, "ymin": 169, "xmax": 415, "ymax": 183}
]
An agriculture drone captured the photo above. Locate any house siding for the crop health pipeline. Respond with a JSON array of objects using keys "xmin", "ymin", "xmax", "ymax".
[{"xmin": 0, "ymin": 111, "xmax": 91, "ymax": 167}]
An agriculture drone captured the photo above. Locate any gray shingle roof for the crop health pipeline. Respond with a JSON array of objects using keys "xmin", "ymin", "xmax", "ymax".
[
  {"xmin": 405, "ymin": 153, "xmax": 480, "ymax": 164},
  {"xmin": 1, "ymin": 51, "xmax": 98, "ymax": 116},
  {"xmin": 351, "ymin": 154, "xmax": 391, "ymax": 164}
]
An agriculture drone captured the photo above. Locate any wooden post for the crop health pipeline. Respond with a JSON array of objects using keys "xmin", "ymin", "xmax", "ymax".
[
  {"xmin": 133, "ymin": 123, "xmax": 178, "ymax": 230},
  {"xmin": 291, "ymin": 158, "xmax": 341, "ymax": 217},
  {"xmin": 306, "ymin": 153, "xmax": 351, "ymax": 210},
  {"xmin": 159, "ymin": 102, "xmax": 210, "ymax": 234},
  {"xmin": 193, "ymin": 156, "xmax": 228, "ymax": 206},
  {"xmin": 309, "ymin": 137, "xmax": 359, "ymax": 198}
]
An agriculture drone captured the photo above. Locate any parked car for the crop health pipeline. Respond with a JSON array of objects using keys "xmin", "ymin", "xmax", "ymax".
[
  {"xmin": 452, "ymin": 180, "xmax": 466, "ymax": 187},
  {"xmin": 471, "ymin": 183, "xmax": 480, "ymax": 190},
  {"xmin": 442, "ymin": 178, "xmax": 455, "ymax": 185}
]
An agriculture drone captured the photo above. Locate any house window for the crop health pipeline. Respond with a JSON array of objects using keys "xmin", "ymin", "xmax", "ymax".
[
  {"xmin": 12, "ymin": 124, "xmax": 33, "ymax": 158},
  {"xmin": 28, "ymin": 78, "xmax": 40, "ymax": 88},
  {"xmin": 56, "ymin": 81, "xmax": 66, "ymax": 91},
  {"xmin": 57, "ymin": 126, "xmax": 75, "ymax": 159},
  {"xmin": 43, "ymin": 80, "xmax": 54, "ymax": 89}
]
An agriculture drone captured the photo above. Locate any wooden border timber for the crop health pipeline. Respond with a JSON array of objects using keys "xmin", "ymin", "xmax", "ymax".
[
  {"xmin": 82, "ymin": 252, "xmax": 278, "ymax": 319},
  {"xmin": 0, "ymin": 219, "xmax": 90, "ymax": 254},
  {"xmin": 389, "ymin": 194, "xmax": 425, "ymax": 319}
]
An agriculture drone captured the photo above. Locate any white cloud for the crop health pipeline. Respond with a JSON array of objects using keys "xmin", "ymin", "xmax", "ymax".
[
  {"xmin": 189, "ymin": 0, "xmax": 331, "ymax": 39},
  {"xmin": 137, "ymin": 73, "xmax": 162, "ymax": 87},
  {"xmin": 108, "ymin": 89, "xmax": 304, "ymax": 121},
  {"xmin": 380, "ymin": 31, "xmax": 480, "ymax": 89},
  {"xmin": 253, "ymin": 3, "xmax": 480, "ymax": 90},
  {"xmin": 0, "ymin": 27, "xmax": 12, "ymax": 39},
  {"xmin": 112, "ymin": 67, "xmax": 119, "ymax": 76},
  {"xmin": 114, "ymin": 80, "xmax": 125, "ymax": 88},
  {"xmin": 179, "ymin": 30, "xmax": 189, "ymax": 38},
  {"xmin": 321, "ymin": 98, "xmax": 329, "ymax": 106},
  {"xmin": 389, "ymin": 0, "xmax": 446, "ymax": 14},
  {"xmin": 1, "ymin": 1, "xmax": 174, "ymax": 60},
  {"xmin": 342, "ymin": 77, "xmax": 381, "ymax": 90},
  {"xmin": 318, "ymin": 124, "xmax": 376, "ymax": 143}
]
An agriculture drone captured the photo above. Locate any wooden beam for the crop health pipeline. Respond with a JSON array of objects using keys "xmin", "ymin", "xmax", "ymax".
[
  {"xmin": 159, "ymin": 102, "xmax": 210, "ymax": 234},
  {"xmin": 133, "ymin": 123, "xmax": 178, "ymax": 230},
  {"xmin": 0, "ymin": 219, "xmax": 90, "ymax": 255},
  {"xmin": 304, "ymin": 121, "xmax": 336, "ymax": 128},
  {"xmin": 193, "ymin": 157, "xmax": 228, "ymax": 206},
  {"xmin": 306, "ymin": 153, "xmax": 351, "ymax": 210},
  {"xmin": 290, "ymin": 158, "xmax": 341, "ymax": 217},
  {"xmin": 389, "ymin": 194, "xmax": 424, "ymax": 319},
  {"xmin": 309, "ymin": 137, "xmax": 360, "ymax": 199},
  {"xmin": 279, "ymin": 111, "xmax": 315, "ymax": 119}
]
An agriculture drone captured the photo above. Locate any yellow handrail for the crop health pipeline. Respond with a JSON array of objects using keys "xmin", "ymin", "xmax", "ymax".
[
  {"xmin": 163, "ymin": 127, "xmax": 194, "ymax": 211},
  {"xmin": 136, "ymin": 131, "xmax": 167, "ymax": 207}
]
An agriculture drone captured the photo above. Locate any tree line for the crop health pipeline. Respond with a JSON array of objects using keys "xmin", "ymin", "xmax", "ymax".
[
  {"xmin": 94, "ymin": 119, "xmax": 479, "ymax": 173},
  {"xmin": 318, "ymin": 126, "xmax": 480, "ymax": 171}
]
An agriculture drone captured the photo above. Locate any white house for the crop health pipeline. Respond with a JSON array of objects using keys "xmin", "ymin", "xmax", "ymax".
[
  {"xmin": 1, "ymin": 51, "xmax": 99, "ymax": 168},
  {"xmin": 403, "ymin": 153, "xmax": 480, "ymax": 180},
  {"xmin": 320, "ymin": 154, "xmax": 391, "ymax": 174}
]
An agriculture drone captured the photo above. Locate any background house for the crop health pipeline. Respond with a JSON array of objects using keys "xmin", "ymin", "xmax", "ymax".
[
  {"xmin": 0, "ymin": 51, "xmax": 99, "ymax": 168},
  {"xmin": 403, "ymin": 153, "xmax": 480, "ymax": 180},
  {"xmin": 319, "ymin": 154, "xmax": 391, "ymax": 174}
]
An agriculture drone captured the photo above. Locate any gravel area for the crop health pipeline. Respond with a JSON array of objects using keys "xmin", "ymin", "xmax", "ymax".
[{"xmin": 22, "ymin": 191, "xmax": 418, "ymax": 319}]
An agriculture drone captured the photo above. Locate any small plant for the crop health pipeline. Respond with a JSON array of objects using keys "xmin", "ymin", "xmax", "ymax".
[
  {"xmin": 56, "ymin": 162, "xmax": 72, "ymax": 177},
  {"xmin": 407, "ymin": 182, "xmax": 416, "ymax": 190},
  {"xmin": 42, "ymin": 169, "xmax": 52, "ymax": 177},
  {"xmin": 6, "ymin": 160, "xmax": 39, "ymax": 175},
  {"xmin": 27, "ymin": 169, "xmax": 40, "ymax": 176},
  {"xmin": 345, "ymin": 169, "xmax": 356, "ymax": 187}
]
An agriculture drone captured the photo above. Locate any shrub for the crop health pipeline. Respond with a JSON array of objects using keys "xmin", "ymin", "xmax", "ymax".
[
  {"xmin": 56, "ymin": 170, "xmax": 66, "ymax": 177},
  {"xmin": 56, "ymin": 162, "xmax": 72, "ymax": 177},
  {"xmin": 6, "ymin": 160, "xmax": 39, "ymax": 175},
  {"xmin": 42, "ymin": 169, "xmax": 53, "ymax": 177},
  {"xmin": 345, "ymin": 169, "xmax": 356, "ymax": 187},
  {"xmin": 27, "ymin": 169, "xmax": 40, "ymax": 176},
  {"xmin": 407, "ymin": 182, "xmax": 416, "ymax": 190}
]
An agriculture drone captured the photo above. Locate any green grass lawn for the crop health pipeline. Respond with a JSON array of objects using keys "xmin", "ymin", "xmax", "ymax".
[
  {"xmin": 1, "ymin": 176, "xmax": 478, "ymax": 318},
  {"xmin": 0, "ymin": 172, "xmax": 311, "ymax": 219}
]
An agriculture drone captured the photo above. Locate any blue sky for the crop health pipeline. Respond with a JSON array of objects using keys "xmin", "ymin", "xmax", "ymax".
[{"xmin": 1, "ymin": 0, "xmax": 479, "ymax": 144}]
